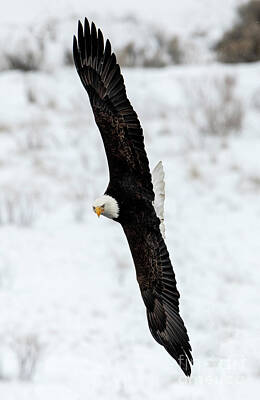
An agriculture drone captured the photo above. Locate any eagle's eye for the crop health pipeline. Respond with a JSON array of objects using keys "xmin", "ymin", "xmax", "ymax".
[{"xmin": 101, "ymin": 204, "xmax": 105, "ymax": 208}]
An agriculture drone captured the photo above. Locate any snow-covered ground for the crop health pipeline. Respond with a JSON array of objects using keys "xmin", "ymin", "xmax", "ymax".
[{"xmin": 1, "ymin": 1, "xmax": 260, "ymax": 399}]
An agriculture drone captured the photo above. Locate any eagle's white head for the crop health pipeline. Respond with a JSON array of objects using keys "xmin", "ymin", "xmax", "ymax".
[{"xmin": 92, "ymin": 195, "xmax": 119, "ymax": 219}]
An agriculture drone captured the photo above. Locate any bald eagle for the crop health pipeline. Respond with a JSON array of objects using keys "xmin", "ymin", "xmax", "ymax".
[{"xmin": 73, "ymin": 19, "xmax": 193, "ymax": 376}]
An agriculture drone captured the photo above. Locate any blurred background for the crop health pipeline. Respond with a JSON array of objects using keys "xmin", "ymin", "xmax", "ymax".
[{"xmin": 0, "ymin": 0, "xmax": 259, "ymax": 399}]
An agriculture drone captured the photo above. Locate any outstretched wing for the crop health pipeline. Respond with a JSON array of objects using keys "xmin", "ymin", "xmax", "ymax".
[
  {"xmin": 123, "ymin": 217, "xmax": 193, "ymax": 376},
  {"xmin": 73, "ymin": 19, "xmax": 153, "ymax": 200}
]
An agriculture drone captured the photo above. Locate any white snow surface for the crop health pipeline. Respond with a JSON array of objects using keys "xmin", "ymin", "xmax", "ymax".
[
  {"xmin": 1, "ymin": 61, "xmax": 259, "ymax": 400},
  {"xmin": 1, "ymin": 1, "xmax": 260, "ymax": 399}
]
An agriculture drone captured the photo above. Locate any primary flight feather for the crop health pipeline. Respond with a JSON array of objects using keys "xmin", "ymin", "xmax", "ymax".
[{"xmin": 73, "ymin": 19, "xmax": 193, "ymax": 376}]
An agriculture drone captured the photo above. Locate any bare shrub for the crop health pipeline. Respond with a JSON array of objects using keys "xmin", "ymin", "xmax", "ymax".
[
  {"xmin": 214, "ymin": 0, "xmax": 260, "ymax": 63},
  {"xmin": 16, "ymin": 117, "xmax": 54, "ymax": 152},
  {"xmin": 117, "ymin": 42, "xmax": 140, "ymax": 67},
  {"xmin": 112, "ymin": 249, "xmax": 130, "ymax": 284},
  {"xmin": 145, "ymin": 32, "xmax": 184, "ymax": 67},
  {"xmin": 143, "ymin": 52, "xmax": 167, "ymax": 68},
  {"xmin": 63, "ymin": 48, "xmax": 73, "ymax": 66},
  {"xmin": 238, "ymin": 173, "xmax": 260, "ymax": 193},
  {"xmin": 189, "ymin": 165, "xmax": 201, "ymax": 180},
  {"xmin": 117, "ymin": 43, "xmax": 166, "ymax": 68},
  {"xmin": 0, "ymin": 188, "xmax": 38, "ymax": 227},
  {"xmin": 167, "ymin": 36, "xmax": 184, "ymax": 64},
  {"xmin": 11, "ymin": 334, "xmax": 43, "ymax": 381},
  {"xmin": 5, "ymin": 52, "xmax": 40, "ymax": 72},
  {"xmin": 4, "ymin": 35, "xmax": 45, "ymax": 72},
  {"xmin": 26, "ymin": 87, "xmax": 38, "ymax": 104},
  {"xmin": 238, "ymin": 0, "xmax": 260, "ymax": 24},
  {"xmin": 184, "ymin": 75, "xmax": 244, "ymax": 136},
  {"xmin": 17, "ymin": 130, "xmax": 45, "ymax": 151},
  {"xmin": 0, "ymin": 123, "xmax": 12, "ymax": 134},
  {"xmin": 70, "ymin": 178, "xmax": 89, "ymax": 222},
  {"xmin": 25, "ymin": 85, "xmax": 57, "ymax": 109},
  {"xmin": 117, "ymin": 33, "xmax": 184, "ymax": 67},
  {"xmin": 250, "ymin": 175, "xmax": 260, "ymax": 188}
]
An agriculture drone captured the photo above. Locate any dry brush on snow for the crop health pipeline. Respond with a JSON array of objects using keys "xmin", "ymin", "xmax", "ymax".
[{"xmin": 183, "ymin": 74, "xmax": 244, "ymax": 137}]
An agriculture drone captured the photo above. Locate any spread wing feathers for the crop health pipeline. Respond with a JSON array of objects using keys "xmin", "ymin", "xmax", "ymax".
[
  {"xmin": 152, "ymin": 161, "xmax": 166, "ymax": 238},
  {"xmin": 123, "ymin": 221, "xmax": 193, "ymax": 377},
  {"xmin": 73, "ymin": 19, "xmax": 154, "ymax": 200},
  {"xmin": 141, "ymin": 234, "xmax": 193, "ymax": 376}
]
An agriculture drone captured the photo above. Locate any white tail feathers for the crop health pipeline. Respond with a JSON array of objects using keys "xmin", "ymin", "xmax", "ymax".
[{"xmin": 152, "ymin": 161, "xmax": 166, "ymax": 239}]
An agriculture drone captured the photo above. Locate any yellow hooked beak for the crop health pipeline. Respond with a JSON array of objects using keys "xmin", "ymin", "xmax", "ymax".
[{"xmin": 94, "ymin": 206, "xmax": 104, "ymax": 218}]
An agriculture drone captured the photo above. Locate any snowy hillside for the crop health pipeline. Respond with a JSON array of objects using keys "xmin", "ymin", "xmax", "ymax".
[
  {"xmin": 1, "ymin": 1, "xmax": 260, "ymax": 399},
  {"xmin": 0, "ymin": 0, "xmax": 251, "ymax": 69}
]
